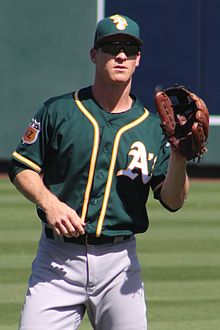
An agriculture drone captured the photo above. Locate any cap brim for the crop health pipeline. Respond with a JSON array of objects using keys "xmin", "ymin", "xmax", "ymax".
[{"xmin": 95, "ymin": 33, "xmax": 144, "ymax": 46}]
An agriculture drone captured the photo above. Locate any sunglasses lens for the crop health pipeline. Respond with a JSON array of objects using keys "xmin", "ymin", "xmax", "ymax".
[
  {"xmin": 126, "ymin": 45, "xmax": 140, "ymax": 56},
  {"xmin": 101, "ymin": 44, "xmax": 120, "ymax": 55},
  {"xmin": 98, "ymin": 41, "xmax": 140, "ymax": 56}
]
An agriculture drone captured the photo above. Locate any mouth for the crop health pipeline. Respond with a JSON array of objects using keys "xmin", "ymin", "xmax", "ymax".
[{"xmin": 114, "ymin": 66, "xmax": 127, "ymax": 71}]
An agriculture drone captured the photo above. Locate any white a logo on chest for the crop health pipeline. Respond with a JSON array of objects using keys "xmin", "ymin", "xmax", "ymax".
[{"xmin": 116, "ymin": 141, "xmax": 156, "ymax": 184}]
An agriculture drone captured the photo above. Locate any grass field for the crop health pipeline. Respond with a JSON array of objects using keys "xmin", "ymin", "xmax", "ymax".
[{"xmin": 0, "ymin": 176, "xmax": 220, "ymax": 330}]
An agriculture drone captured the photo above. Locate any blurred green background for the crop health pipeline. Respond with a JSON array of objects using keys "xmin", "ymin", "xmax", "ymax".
[
  {"xmin": 1, "ymin": 0, "xmax": 220, "ymax": 170},
  {"xmin": 1, "ymin": 177, "xmax": 219, "ymax": 330},
  {"xmin": 1, "ymin": 0, "xmax": 97, "ymax": 160},
  {"xmin": 1, "ymin": 2, "xmax": 219, "ymax": 329}
]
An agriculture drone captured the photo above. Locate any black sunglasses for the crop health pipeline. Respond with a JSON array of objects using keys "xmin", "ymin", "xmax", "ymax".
[{"xmin": 95, "ymin": 41, "xmax": 141, "ymax": 57}]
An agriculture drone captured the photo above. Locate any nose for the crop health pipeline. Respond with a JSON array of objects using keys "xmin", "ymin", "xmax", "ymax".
[{"xmin": 116, "ymin": 48, "xmax": 127, "ymax": 59}]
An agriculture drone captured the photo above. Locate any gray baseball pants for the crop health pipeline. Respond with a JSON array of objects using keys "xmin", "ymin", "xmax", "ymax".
[{"xmin": 19, "ymin": 230, "xmax": 147, "ymax": 330}]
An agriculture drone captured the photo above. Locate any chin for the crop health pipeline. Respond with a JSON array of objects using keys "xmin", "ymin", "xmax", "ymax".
[{"xmin": 110, "ymin": 74, "xmax": 130, "ymax": 85}]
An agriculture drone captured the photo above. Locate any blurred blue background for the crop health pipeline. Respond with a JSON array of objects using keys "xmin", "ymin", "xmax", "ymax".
[
  {"xmin": 106, "ymin": 0, "xmax": 219, "ymax": 114},
  {"xmin": 1, "ymin": 0, "xmax": 219, "ymax": 173}
]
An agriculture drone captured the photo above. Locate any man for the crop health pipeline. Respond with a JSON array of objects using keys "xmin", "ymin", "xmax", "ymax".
[{"xmin": 8, "ymin": 14, "xmax": 189, "ymax": 330}]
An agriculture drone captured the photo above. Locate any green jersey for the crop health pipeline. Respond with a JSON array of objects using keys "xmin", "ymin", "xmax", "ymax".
[{"xmin": 10, "ymin": 86, "xmax": 170, "ymax": 237}]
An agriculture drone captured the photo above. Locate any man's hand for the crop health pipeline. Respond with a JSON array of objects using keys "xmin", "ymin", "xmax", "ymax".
[
  {"xmin": 43, "ymin": 199, "xmax": 85, "ymax": 237},
  {"xmin": 13, "ymin": 169, "xmax": 85, "ymax": 238}
]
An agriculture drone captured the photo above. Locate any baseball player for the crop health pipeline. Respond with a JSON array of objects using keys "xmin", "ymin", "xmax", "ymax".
[{"xmin": 8, "ymin": 14, "xmax": 189, "ymax": 330}]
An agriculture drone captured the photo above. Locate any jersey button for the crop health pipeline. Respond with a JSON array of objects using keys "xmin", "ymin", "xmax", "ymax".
[
  {"xmin": 93, "ymin": 199, "xmax": 97, "ymax": 205},
  {"xmin": 98, "ymin": 173, "xmax": 103, "ymax": 179},
  {"xmin": 104, "ymin": 143, "xmax": 112, "ymax": 153},
  {"xmin": 107, "ymin": 122, "xmax": 112, "ymax": 128}
]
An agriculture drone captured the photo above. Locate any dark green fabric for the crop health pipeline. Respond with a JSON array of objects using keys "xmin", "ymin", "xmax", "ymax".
[
  {"xmin": 9, "ymin": 86, "xmax": 170, "ymax": 236},
  {"xmin": 94, "ymin": 14, "xmax": 144, "ymax": 46}
]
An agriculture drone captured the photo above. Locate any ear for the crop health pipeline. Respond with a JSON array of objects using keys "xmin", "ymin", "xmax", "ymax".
[
  {"xmin": 90, "ymin": 48, "xmax": 97, "ymax": 63},
  {"xmin": 135, "ymin": 51, "xmax": 141, "ymax": 68}
]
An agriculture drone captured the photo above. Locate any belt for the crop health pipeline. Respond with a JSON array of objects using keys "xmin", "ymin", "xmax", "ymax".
[{"xmin": 45, "ymin": 227, "xmax": 132, "ymax": 245}]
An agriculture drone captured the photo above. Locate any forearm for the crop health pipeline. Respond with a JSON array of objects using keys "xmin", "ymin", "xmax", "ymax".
[
  {"xmin": 13, "ymin": 169, "xmax": 58, "ymax": 210},
  {"xmin": 160, "ymin": 150, "xmax": 190, "ymax": 210},
  {"xmin": 13, "ymin": 169, "xmax": 85, "ymax": 236}
]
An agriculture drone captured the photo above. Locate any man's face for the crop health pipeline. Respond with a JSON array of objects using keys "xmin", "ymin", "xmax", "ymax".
[{"xmin": 91, "ymin": 35, "xmax": 141, "ymax": 85}]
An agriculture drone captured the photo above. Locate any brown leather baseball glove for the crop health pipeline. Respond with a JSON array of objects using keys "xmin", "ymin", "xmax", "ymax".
[{"xmin": 155, "ymin": 85, "xmax": 209, "ymax": 161}]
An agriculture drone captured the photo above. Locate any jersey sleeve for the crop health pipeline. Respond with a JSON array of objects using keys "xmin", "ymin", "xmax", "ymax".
[
  {"xmin": 150, "ymin": 137, "xmax": 170, "ymax": 199},
  {"xmin": 8, "ymin": 103, "xmax": 51, "ymax": 181}
]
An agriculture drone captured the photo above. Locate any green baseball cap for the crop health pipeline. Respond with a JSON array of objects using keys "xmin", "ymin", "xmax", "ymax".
[{"xmin": 94, "ymin": 14, "xmax": 144, "ymax": 46}]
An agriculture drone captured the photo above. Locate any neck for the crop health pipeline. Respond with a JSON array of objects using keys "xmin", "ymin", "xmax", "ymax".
[{"xmin": 92, "ymin": 79, "xmax": 133, "ymax": 113}]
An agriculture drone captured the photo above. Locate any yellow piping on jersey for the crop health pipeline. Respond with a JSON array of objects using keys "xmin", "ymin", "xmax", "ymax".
[
  {"xmin": 74, "ymin": 91, "xmax": 149, "ymax": 236},
  {"xmin": 12, "ymin": 151, "xmax": 42, "ymax": 173},
  {"xmin": 74, "ymin": 91, "xmax": 100, "ymax": 224},
  {"xmin": 96, "ymin": 108, "xmax": 149, "ymax": 237}
]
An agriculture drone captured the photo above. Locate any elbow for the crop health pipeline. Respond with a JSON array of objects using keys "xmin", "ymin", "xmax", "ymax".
[
  {"xmin": 8, "ymin": 160, "xmax": 16, "ymax": 183},
  {"xmin": 159, "ymin": 198, "xmax": 182, "ymax": 212},
  {"xmin": 159, "ymin": 191, "xmax": 187, "ymax": 212},
  {"xmin": 8, "ymin": 159, "xmax": 35, "ymax": 184}
]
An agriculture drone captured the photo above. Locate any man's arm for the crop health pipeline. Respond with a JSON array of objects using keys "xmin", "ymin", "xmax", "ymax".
[
  {"xmin": 13, "ymin": 169, "xmax": 85, "ymax": 237},
  {"xmin": 159, "ymin": 149, "xmax": 190, "ymax": 211}
]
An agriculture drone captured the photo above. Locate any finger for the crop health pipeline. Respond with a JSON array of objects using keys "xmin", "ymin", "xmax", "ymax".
[
  {"xmin": 54, "ymin": 227, "xmax": 62, "ymax": 236},
  {"xmin": 68, "ymin": 214, "xmax": 85, "ymax": 235},
  {"xmin": 55, "ymin": 221, "xmax": 72, "ymax": 237},
  {"xmin": 61, "ymin": 218, "xmax": 83, "ymax": 237},
  {"xmin": 64, "ymin": 222, "xmax": 80, "ymax": 237},
  {"xmin": 64, "ymin": 232, "xmax": 79, "ymax": 238},
  {"xmin": 55, "ymin": 226, "xmax": 78, "ymax": 238},
  {"xmin": 74, "ymin": 223, "xmax": 85, "ymax": 235}
]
